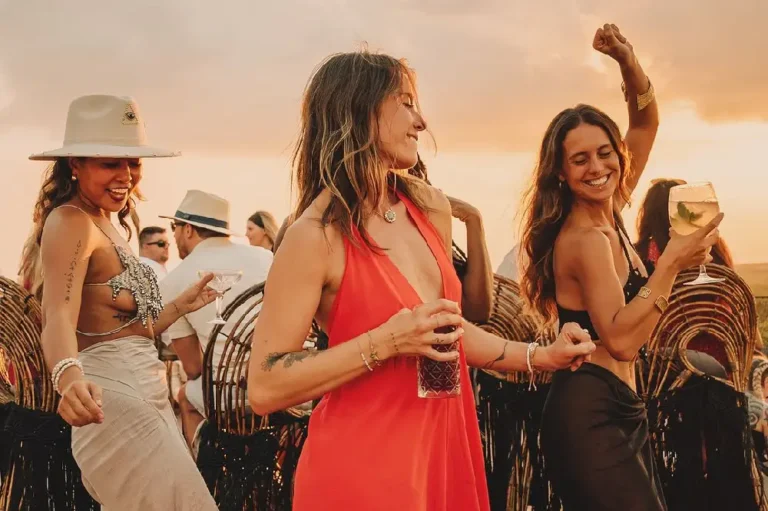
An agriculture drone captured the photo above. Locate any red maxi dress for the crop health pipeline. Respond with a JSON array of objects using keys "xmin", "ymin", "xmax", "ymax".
[{"xmin": 293, "ymin": 193, "xmax": 490, "ymax": 511}]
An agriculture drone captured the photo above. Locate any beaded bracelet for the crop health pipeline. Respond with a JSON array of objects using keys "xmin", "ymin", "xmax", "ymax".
[
  {"xmin": 526, "ymin": 342, "xmax": 539, "ymax": 391},
  {"xmin": 356, "ymin": 338, "xmax": 373, "ymax": 372},
  {"xmin": 51, "ymin": 357, "xmax": 83, "ymax": 395}
]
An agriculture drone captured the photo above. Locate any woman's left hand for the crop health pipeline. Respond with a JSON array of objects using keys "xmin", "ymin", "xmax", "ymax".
[
  {"xmin": 537, "ymin": 322, "xmax": 597, "ymax": 372},
  {"xmin": 592, "ymin": 23, "xmax": 634, "ymax": 66},
  {"xmin": 173, "ymin": 273, "xmax": 220, "ymax": 315}
]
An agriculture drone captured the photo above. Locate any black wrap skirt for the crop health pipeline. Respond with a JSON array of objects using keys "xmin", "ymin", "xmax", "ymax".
[{"xmin": 540, "ymin": 363, "xmax": 667, "ymax": 511}]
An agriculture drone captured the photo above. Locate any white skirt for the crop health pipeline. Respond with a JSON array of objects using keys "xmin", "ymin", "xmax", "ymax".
[{"xmin": 71, "ymin": 336, "xmax": 217, "ymax": 511}]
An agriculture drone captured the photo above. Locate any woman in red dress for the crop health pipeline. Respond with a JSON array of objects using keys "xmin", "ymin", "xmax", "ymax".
[{"xmin": 247, "ymin": 50, "xmax": 596, "ymax": 511}]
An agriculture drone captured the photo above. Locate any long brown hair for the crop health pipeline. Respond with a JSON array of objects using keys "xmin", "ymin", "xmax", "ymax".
[
  {"xmin": 636, "ymin": 178, "xmax": 734, "ymax": 268},
  {"xmin": 19, "ymin": 158, "xmax": 141, "ymax": 298},
  {"xmin": 520, "ymin": 104, "xmax": 632, "ymax": 327},
  {"xmin": 292, "ymin": 50, "xmax": 429, "ymax": 248}
]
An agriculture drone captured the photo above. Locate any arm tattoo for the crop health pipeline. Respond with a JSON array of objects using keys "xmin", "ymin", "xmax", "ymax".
[
  {"xmin": 482, "ymin": 342, "xmax": 508, "ymax": 370},
  {"xmin": 113, "ymin": 312, "xmax": 135, "ymax": 323},
  {"xmin": 261, "ymin": 350, "xmax": 320, "ymax": 372},
  {"xmin": 64, "ymin": 240, "xmax": 83, "ymax": 304},
  {"xmin": 261, "ymin": 352, "xmax": 288, "ymax": 371}
]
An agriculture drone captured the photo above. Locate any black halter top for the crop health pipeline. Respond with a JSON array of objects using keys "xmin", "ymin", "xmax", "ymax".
[{"xmin": 556, "ymin": 219, "xmax": 648, "ymax": 344}]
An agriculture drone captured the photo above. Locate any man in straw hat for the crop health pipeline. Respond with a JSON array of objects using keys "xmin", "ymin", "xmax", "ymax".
[
  {"xmin": 27, "ymin": 94, "xmax": 218, "ymax": 510},
  {"xmin": 160, "ymin": 189, "xmax": 273, "ymax": 452}
]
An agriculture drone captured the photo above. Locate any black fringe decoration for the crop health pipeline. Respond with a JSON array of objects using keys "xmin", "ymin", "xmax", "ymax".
[
  {"xmin": 0, "ymin": 403, "xmax": 98, "ymax": 510},
  {"xmin": 196, "ymin": 414, "xmax": 309, "ymax": 511},
  {"xmin": 475, "ymin": 371, "xmax": 562, "ymax": 511},
  {"xmin": 647, "ymin": 374, "xmax": 763, "ymax": 511}
]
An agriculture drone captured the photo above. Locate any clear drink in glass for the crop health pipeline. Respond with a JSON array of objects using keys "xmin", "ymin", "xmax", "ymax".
[
  {"xmin": 668, "ymin": 182, "xmax": 724, "ymax": 285},
  {"xmin": 197, "ymin": 269, "xmax": 243, "ymax": 324}
]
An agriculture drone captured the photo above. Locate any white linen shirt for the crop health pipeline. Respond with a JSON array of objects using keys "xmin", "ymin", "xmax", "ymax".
[{"xmin": 160, "ymin": 238, "xmax": 273, "ymax": 368}]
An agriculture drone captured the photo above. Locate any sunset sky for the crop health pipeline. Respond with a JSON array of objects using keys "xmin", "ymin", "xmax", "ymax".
[{"xmin": 1, "ymin": 0, "xmax": 766, "ymax": 276}]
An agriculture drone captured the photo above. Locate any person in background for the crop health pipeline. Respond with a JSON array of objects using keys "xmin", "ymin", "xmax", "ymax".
[
  {"xmin": 496, "ymin": 243, "xmax": 522, "ymax": 282},
  {"xmin": 636, "ymin": 178, "xmax": 734, "ymax": 270},
  {"xmin": 246, "ymin": 210, "xmax": 279, "ymax": 252},
  {"xmin": 409, "ymin": 155, "xmax": 494, "ymax": 323},
  {"xmin": 160, "ymin": 189, "xmax": 273, "ymax": 451},
  {"xmin": 138, "ymin": 226, "xmax": 170, "ymax": 279}
]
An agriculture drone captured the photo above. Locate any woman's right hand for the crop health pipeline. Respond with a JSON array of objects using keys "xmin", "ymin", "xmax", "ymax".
[
  {"xmin": 57, "ymin": 377, "xmax": 104, "ymax": 427},
  {"xmin": 660, "ymin": 212, "xmax": 723, "ymax": 272},
  {"xmin": 375, "ymin": 299, "xmax": 465, "ymax": 362}
]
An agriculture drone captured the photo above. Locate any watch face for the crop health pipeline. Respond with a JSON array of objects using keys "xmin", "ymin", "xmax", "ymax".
[{"xmin": 655, "ymin": 296, "xmax": 669, "ymax": 312}]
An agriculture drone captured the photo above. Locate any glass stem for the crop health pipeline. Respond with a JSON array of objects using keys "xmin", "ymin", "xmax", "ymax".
[
  {"xmin": 699, "ymin": 264, "xmax": 708, "ymax": 277},
  {"xmin": 215, "ymin": 295, "xmax": 224, "ymax": 319}
]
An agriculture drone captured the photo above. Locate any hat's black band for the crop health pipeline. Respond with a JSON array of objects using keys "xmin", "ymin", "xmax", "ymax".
[{"xmin": 174, "ymin": 210, "xmax": 229, "ymax": 229}]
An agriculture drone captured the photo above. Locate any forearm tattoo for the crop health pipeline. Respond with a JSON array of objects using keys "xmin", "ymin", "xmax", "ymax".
[
  {"xmin": 261, "ymin": 350, "xmax": 320, "ymax": 372},
  {"xmin": 64, "ymin": 240, "xmax": 82, "ymax": 304},
  {"xmin": 482, "ymin": 342, "xmax": 508, "ymax": 370}
]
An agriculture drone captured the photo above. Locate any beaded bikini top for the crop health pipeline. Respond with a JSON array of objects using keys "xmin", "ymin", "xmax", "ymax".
[{"xmin": 58, "ymin": 205, "xmax": 163, "ymax": 336}]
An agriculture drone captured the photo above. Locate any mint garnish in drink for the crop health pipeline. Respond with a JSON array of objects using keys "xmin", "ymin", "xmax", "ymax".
[{"xmin": 677, "ymin": 202, "xmax": 703, "ymax": 223}]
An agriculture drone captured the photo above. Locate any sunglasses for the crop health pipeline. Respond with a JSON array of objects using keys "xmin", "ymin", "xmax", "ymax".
[
  {"xmin": 170, "ymin": 221, "xmax": 186, "ymax": 231},
  {"xmin": 146, "ymin": 240, "xmax": 169, "ymax": 248}
]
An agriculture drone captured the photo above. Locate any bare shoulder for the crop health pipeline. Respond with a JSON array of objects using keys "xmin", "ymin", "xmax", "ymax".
[
  {"xmin": 421, "ymin": 183, "xmax": 451, "ymax": 217},
  {"xmin": 41, "ymin": 205, "xmax": 96, "ymax": 257},
  {"xmin": 419, "ymin": 183, "xmax": 452, "ymax": 242},
  {"xmin": 278, "ymin": 191, "xmax": 340, "ymax": 262},
  {"xmin": 558, "ymin": 226, "xmax": 613, "ymax": 270}
]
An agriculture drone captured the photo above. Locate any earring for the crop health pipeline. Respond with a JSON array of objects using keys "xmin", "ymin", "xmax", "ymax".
[{"xmin": 71, "ymin": 175, "xmax": 77, "ymax": 181}]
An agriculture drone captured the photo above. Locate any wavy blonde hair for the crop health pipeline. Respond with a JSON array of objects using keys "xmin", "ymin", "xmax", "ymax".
[
  {"xmin": 520, "ymin": 104, "xmax": 632, "ymax": 328},
  {"xmin": 292, "ymin": 50, "xmax": 429, "ymax": 248}
]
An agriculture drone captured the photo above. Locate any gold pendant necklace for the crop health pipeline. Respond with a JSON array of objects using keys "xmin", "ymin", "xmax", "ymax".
[{"xmin": 383, "ymin": 208, "xmax": 396, "ymax": 223}]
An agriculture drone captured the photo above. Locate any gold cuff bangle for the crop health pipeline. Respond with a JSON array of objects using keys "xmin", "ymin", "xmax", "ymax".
[{"xmin": 621, "ymin": 78, "xmax": 655, "ymax": 111}]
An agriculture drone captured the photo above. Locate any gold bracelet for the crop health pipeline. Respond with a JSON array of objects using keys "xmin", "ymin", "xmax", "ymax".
[
  {"xmin": 638, "ymin": 286, "xmax": 669, "ymax": 313},
  {"xmin": 621, "ymin": 78, "xmax": 655, "ymax": 111},
  {"xmin": 366, "ymin": 331, "xmax": 383, "ymax": 367},
  {"xmin": 356, "ymin": 338, "xmax": 373, "ymax": 372}
]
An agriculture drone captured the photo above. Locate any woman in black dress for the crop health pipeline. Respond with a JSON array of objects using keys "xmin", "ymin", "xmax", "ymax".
[{"xmin": 519, "ymin": 24, "xmax": 721, "ymax": 510}]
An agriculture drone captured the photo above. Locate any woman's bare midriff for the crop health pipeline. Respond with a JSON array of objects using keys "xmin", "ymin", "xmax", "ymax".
[{"xmin": 587, "ymin": 343, "xmax": 638, "ymax": 392}]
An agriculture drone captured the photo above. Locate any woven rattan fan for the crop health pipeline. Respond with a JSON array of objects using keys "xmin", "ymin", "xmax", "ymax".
[
  {"xmin": 197, "ymin": 281, "xmax": 310, "ymax": 510},
  {"xmin": 644, "ymin": 264, "xmax": 757, "ymax": 397},
  {"xmin": 0, "ymin": 277, "xmax": 49, "ymax": 411}
]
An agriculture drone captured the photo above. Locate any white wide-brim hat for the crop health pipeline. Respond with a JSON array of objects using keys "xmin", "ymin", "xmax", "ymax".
[
  {"xmin": 159, "ymin": 189, "xmax": 238, "ymax": 236},
  {"xmin": 29, "ymin": 94, "xmax": 179, "ymax": 161}
]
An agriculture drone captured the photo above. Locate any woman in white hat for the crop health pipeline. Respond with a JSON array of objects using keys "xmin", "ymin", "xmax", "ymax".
[
  {"xmin": 247, "ymin": 51, "xmax": 596, "ymax": 511},
  {"xmin": 24, "ymin": 94, "xmax": 218, "ymax": 510}
]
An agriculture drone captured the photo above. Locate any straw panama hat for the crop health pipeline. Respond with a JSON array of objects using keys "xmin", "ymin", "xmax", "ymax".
[
  {"xmin": 29, "ymin": 94, "xmax": 179, "ymax": 160},
  {"xmin": 160, "ymin": 189, "xmax": 238, "ymax": 236}
]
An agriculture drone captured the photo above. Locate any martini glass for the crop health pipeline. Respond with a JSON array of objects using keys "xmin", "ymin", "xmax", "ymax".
[{"xmin": 197, "ymin": 269, "xmax": 243, "ymax": 324}]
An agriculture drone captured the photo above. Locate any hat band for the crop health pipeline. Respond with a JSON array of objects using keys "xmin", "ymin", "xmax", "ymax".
[{"xmin": 175, "ymin": 210, "xmax": 229, "ymax": 229}]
